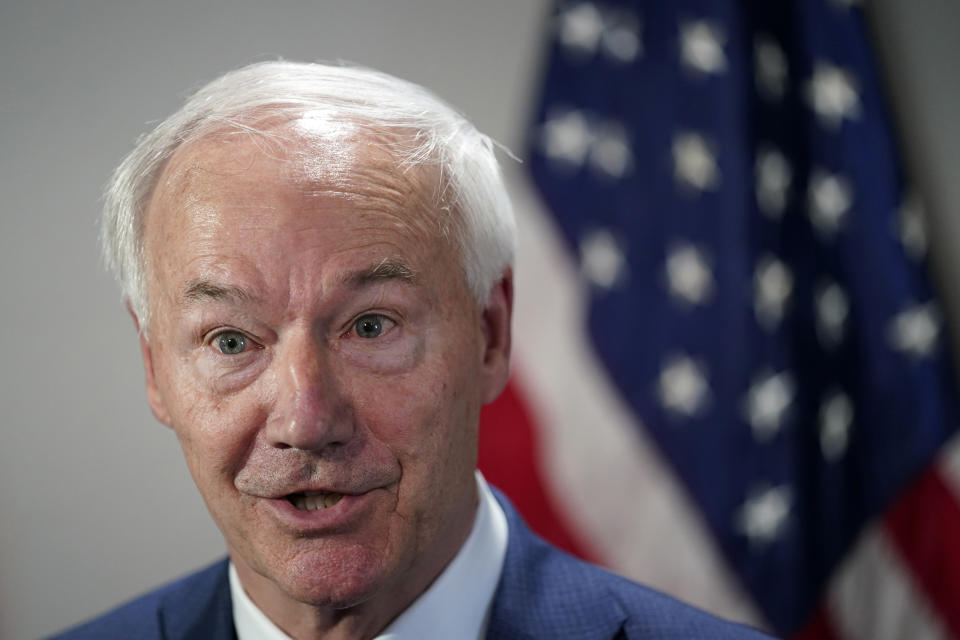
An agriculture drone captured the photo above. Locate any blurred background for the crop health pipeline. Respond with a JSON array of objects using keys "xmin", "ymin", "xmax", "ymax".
[{"xmin": 1, "ymin": 1, "xmax": 958, "ymax": 638}]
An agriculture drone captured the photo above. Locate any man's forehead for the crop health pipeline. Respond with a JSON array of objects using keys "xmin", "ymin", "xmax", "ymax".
[
  {"xmin": 146, "ymin": 119, "xmax": 447, "ymax": 244},
  {"xmin": 156, "ymin": 121, "xmax": 432, "ymax": 197},
  {"xmin": 139, "ymin": 119, "xmax": 462, "ymax": 313}
]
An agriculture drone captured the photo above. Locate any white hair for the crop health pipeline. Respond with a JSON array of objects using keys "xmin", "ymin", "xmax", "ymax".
[{"xmin": 102, "ymin": 60, "xmax": 516, "ymax": 326}]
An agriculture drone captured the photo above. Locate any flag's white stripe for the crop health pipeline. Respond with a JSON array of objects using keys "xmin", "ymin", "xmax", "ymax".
[
  {"xmin": 828, "ymin": 526, "xmax": 948, "ymax": 640},
  {"xmin": 507, "ymin": 172, "xmax": 765, "ymax": 627},
  {"xmin": 935, "ymin": 433, "xmax": 960, "ymax": 504}
]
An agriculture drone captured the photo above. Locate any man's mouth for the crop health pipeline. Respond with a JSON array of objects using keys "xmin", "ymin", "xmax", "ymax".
[{"xmin": 285, "ymin": 491, "xmax": 344, "ymax": 511}]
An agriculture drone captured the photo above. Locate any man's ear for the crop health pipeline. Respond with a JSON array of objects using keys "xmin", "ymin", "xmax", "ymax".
[
  {"xmin": 480, "ymin": 268, "xmax": 514, "ymax": 405},
  {"xmin": 127, "ymin": 303, "xmax": 172, "ymax": 428}
]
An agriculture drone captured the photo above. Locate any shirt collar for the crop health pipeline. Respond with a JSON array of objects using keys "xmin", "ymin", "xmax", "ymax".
[{"xmin": 230, "ymin": 471, "xmax": 509, "ymax": 640}]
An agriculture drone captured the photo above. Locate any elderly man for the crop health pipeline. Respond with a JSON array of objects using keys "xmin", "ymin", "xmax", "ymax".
[{"xmin": 55, "ymin": 61, "xmax": 772, "ymax": 640}]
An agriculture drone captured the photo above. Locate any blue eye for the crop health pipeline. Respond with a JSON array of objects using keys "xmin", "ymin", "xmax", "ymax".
[
  {"xmin": 354, "ymin": 314, "xmax": 384, "ymax": 339},
  {"xmin": 217, "ymin": 331, "xmax": 247, "ymax": 354}
]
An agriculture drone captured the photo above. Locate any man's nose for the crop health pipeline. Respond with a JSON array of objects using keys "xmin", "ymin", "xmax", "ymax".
[{"xmin": 266, "ymin": 332, "xmax": 354, "ymax": 452}]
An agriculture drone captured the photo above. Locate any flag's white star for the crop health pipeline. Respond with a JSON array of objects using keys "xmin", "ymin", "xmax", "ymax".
[
  {"xmin": 754, "ymin": 255, "xmax": 793, "ymax": 330},
  {"xmin": 815, "ymin": 280, "xmax": 849, "ymax": 350},
  {"xmin": 589, "ymin": 123, "xmax": 633, "ymax": 178},
  {"xmin": 580, "ymin": 229, "xmax": 627, "ymax": 289},
  {"xmin": 557, "ymin": 2, "xmax": 605, "ymax": 55},
  {"xmin": 806, "ymin": 61, "xmax": 862, "ymax": 129},
  {"xmin": 808, "ymin": 170, "xmax": 853, "ymax": 238},
  {"xmin": 666, "ymin": 243, "xmax": 714, "ymax": 306},
  {"xmin": 898, "ymin": 193, "xmax": 929, "ymax": 261},
  {"xmin": 888, "ymin": 303, "xmax": 941, "ymax": 359},
  {"xmin": 658, "ymin": 355, "xmax": 711, "ymax": 418},
  {"xmin": 736, "ymin": 484, "xmax": 793, "ymax": 548},
  {"xmin": 820, "ymin": 390, "xmax": 854, "ymax": 462},
  {"xmin": 756, "ymin": 145, "xmax": 792, "ymax": 218},
  {"xmin": 540, "ymin": 109, "xmax": 593, "ymax": 167},
  {"xmin": 743, "ymin": 370, "xmax": 795, "ymax": 441},
  {"xmin": 754, "ymin": 35, "xmax": 788, "ymax": 100},
  {"xmin": 673, "ymin": 132, "xmax": 720, "ymax": 192},
  {"xmin": 601, "ymin": 11, "xmax": 642, "ymax": 63},
  {"xmin": 680, "ymin": 20, "xmax": 728, "ymax": 75}
]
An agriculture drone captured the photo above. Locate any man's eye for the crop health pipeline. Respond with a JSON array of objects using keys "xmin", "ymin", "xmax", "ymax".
[
  {"xmin": 217, "ymin": 331, "xmax": 247, "ymax": 354},
  {"xmin": 354, "ymin": 314, "xmax": 388, "ymax": 339}
]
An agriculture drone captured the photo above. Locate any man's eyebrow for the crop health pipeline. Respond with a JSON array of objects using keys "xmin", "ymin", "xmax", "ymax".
[
  {"xmin": 179, "ymin": 279, "xmax": 254, "ymax": 306},
  {"xmin": 177, "ymin": 260, "xmax": 415, "ymax": 307},
  {"xmin": 341, "ymin": 259, "xmax": 418, "ymax": 288}
]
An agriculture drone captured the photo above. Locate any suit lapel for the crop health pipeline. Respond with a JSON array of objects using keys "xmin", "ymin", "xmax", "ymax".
[
  {"xmin": 486, "ymin": 490, "xmax": 627, "ymax": 639},
  {"xmin": 157, "ymin": 559, "xmax": 236, "ymax": 640}
]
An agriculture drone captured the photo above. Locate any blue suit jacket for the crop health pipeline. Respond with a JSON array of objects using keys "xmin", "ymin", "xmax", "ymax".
[{"xmin": 52, "ymin": 491, "xmax": 774, "ymax": 639}]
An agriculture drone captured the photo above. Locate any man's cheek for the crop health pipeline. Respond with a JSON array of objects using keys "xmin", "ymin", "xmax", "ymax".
[
  {"xmin": 173, "ymin": 401, "xmax": 249, "ymax": 475},
  {"xmin": 371, "ymin": 402, "xmax": 451, "ymax": 469}
]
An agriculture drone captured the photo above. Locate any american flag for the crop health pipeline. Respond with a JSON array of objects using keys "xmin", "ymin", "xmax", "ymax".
[{"xmin": 477, "ymin": 1, "xmax": 960, "ymax": 638}]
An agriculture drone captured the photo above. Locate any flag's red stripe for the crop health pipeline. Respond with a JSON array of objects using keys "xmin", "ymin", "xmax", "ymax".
[
  {"xmin": 478, "ymin": 376, "xmax": 597, "ymax": 562},
  {"xmin": 792, "ymin": 604, "xmax": 843, "ymax": 640},
  {"xmin": 883, "ymin": 467, "xmax": 960, "ymax": 638}
]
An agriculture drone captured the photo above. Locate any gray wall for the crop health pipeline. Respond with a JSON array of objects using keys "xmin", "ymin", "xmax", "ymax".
[{"xmin": 0, "ymin": 2, "xmax": 956, "ymax": 639}]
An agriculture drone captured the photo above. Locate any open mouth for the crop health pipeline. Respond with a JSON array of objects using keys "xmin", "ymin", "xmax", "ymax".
[{"xmin": 286, "ymin": 491, "xmax": 344, "ymax": 511}]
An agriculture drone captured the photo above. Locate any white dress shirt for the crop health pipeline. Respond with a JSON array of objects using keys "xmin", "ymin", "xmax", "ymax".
[{"xmin": 229, "ymin": 471, "xmax": 509, "ymax": 639}]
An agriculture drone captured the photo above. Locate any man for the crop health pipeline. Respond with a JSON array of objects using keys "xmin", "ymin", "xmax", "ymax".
[{"xmin": 55, "ymin": 61, "xmax": 773, "ymax": 639}]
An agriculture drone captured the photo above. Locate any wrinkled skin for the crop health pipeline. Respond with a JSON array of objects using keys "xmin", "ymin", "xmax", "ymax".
[{"xmin": 135, "ymin": 122, "xmax": 512, "ymax": 639}]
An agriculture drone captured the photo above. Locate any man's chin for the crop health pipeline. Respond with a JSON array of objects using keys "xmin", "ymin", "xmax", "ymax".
[
  {"xmin": 236, "ymin": 542, "xmax": 398, "ymax": 612},
  {"xmin": 281, "ymin": 560, "xmax": 385, "ymax": 610}
]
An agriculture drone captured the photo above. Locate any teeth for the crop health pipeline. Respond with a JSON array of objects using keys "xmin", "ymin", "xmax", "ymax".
[
  {"xmin": 290, "ymin": 492, "xmax": 343, "ymax": 511},
  {"xmin": 324, "ymin": 493, "xmax": 343, "ymax": 508}
]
